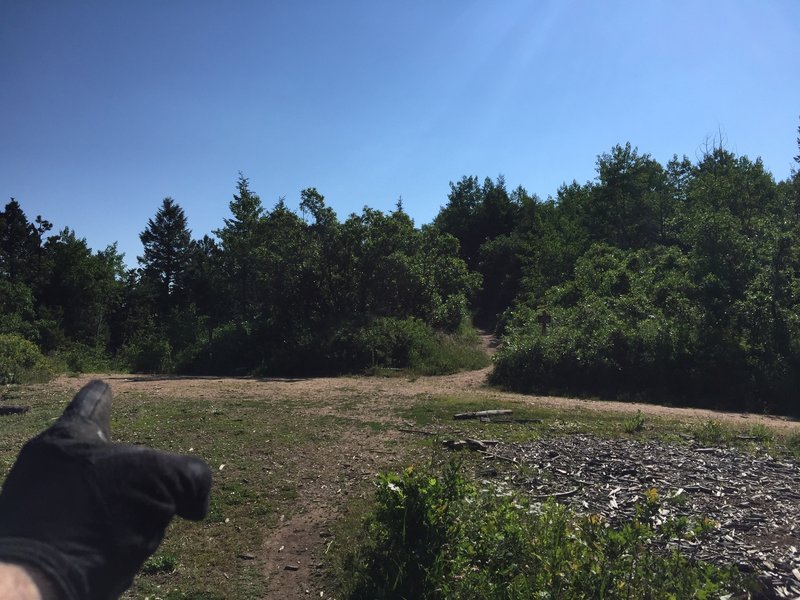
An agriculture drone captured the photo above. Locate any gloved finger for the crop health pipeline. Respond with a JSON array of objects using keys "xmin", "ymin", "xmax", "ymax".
[
  {"xmin": 114, "ymin": 446, "xmax": 213, "ymax": 521},
  {"xmin": 52, "ymin": 380, "xmax": 112, "ymax": 442}
]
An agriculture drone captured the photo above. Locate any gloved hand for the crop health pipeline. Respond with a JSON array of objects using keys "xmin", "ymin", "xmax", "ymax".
[{"xmin": 0, "ymin": 380, "xmax": 212, "ymax": 600}]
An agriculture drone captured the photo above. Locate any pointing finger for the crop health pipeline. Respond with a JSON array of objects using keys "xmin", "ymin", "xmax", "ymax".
[{"xmin": 56, "ymin": 380, "xmax": 113, "ymax": 442}]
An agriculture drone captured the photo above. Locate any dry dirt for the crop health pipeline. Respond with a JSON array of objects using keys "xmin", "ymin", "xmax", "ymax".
[{"xmin": 52, "ymin": 348, "xmax": 800, "ymax": 598}]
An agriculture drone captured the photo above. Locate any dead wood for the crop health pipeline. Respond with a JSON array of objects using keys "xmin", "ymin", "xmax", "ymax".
[
  {"xmin": 481, "ymin": 433, "xmax": 800, "ymax": 597},
  {"xmin": 454, "ymin": 409, "xmax": 512, "ymax": 420}
]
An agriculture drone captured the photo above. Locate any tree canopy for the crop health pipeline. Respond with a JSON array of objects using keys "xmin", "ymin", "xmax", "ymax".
[{"xmin": 5, "ymin": 122, "xmax": 800, "ymax": 414}]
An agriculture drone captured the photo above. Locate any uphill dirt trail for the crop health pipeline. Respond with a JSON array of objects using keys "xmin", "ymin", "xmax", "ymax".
[{"xmin": 53, "ymin": 337, "xmax": 800, "ymax": 599}]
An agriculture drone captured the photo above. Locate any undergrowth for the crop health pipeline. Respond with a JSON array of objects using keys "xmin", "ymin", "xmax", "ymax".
[{"xmin": 337, "ymin": 460, "xmax": 751, "ymax": 599}]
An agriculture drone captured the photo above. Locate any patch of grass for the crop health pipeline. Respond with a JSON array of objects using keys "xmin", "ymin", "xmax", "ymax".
[
  {"xmin": 785, "ymin": 432, "xmax": 800, "ymax": 459},
  {"xmin": 747, "ymin": 423, "xmax": 773, "ymax": 443},
  {"xmin": 692, "ymin": 419, "xmax": 732, "ymax": 445},
  {"xmin": 0, "ymin": 334, "xmax": 54, "ymax": 384},
  {"xmin": 142, "ymin": 552, "xmax": 179, "ymax": 575},
  {"xmin": 622, "ymin": 409, "xmax": 645, "ymax": 433}
]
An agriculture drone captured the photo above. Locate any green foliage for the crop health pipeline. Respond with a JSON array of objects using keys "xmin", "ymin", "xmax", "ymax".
[
  {"xmin": 48, "ymin": 342, "xmax": 120, "ymax": 374},
  {"xmin": 121, "ymin": 330, "xmax": 174, "ymax": 373},
  {"xmin": 355, "ymin": 317, "xmax": 489, "ymax": 376},
  {"xmin": 0, "ymin": 333, "xmax": 53, "ymax": 384},
  {"xmin": 623, "ymin": 410, "xmax": 646, "ymax": 434},
  {"xmin": 5, "ymin": 127, "xmax": 800, "ymax": 398},
  {"xmin": 138, "ymin": 197, "xmax": 192, "ymax": 318},
  {"xmin": 339, "ymin": 462, "xmax": 745, "ymax": 599},
  {"xmin": 747, "ymin": 423, "xmax": 773, "ymax": 443},
  {"xmin": 786, "ymin": 432, "xmax": 800, "ymax": 459},
  {"xmin": 692, "ymin": 420, "xmax": 732, "ymax": 446},
  {"xmin": 141, "ymin": 552, "xmax": 178, "ymax": 575}
]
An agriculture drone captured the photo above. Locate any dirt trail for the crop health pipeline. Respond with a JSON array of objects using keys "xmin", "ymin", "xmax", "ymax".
[{"xmin": 52, "ymin": 365, "xmax": 799, "ymax": 598}]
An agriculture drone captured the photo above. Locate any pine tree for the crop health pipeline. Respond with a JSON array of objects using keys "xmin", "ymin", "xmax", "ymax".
[{"xmin": 138, "ymin": 197, "xmax": 192, "ymax": 315}]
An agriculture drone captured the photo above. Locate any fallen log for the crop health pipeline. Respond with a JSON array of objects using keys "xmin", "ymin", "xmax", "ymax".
[
  {"xmin": 443, "ymin": 439, "xmax": 500, "ymax": 451},
  {"xmin": 453, "ymin": 409, "xmax": 512, "ymax": 420}
]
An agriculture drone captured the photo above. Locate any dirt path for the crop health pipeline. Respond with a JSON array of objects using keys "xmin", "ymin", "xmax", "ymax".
[
  {"xmin": 54, "ymin": 368, "xmax": 800, "ymax": 432},
  {"xmin": 50, "ymin": 368, "xmax": 799, "ymax": 598}
]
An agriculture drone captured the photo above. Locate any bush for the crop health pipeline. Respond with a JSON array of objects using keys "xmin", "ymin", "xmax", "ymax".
[
  {"xmin": 338, "ymin": 462, "xmax": 748, "ymax": 599},
  {"xmin": 356, "ymin": 317, "xmax": 489, "ymax": 375},
  {"xmin": 120, "ymin": 332, "xmax": 174, "ymax": 373},
  {"xmin": 0, "ymin": 334, "xmax": 54, "ymax": 384},
  {"xmin": 49, "ymin": 342, "xmax": 120, "ymax": 374}
]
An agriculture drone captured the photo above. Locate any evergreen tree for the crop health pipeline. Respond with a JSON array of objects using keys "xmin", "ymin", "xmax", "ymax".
[
  {"xmin": 138, "ymin": 197, "xmax": 192, "ymax": 316},
  {"xmin": 0, "ymin": 199, "xmax": 40, "ymax": 283},
  {"xmin": 214, "ymin": 174, "xmax": 266, "ymax": 326}
]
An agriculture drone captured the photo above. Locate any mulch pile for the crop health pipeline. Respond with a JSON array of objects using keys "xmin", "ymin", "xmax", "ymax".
[{"xmin": 485, "ymin": 435, "xmax": 800, "ymax": 598}]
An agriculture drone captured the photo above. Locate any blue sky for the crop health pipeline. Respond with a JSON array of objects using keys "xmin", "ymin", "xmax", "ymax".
[{"xmin": 2, "ymin": 1, "xmax": 798, "ymax": 267}]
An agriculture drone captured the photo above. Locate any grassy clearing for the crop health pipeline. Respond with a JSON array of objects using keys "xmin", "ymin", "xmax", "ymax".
[
  {"xmin": 0, "ymin": 383, "xmax": 409, "ymax": 600},
  {"xmin": 397, "ymin": 394, "xmax": 800, "ymax": 459},
  {"xmin": 1, "ymin": 379, "xmax": 797, "ymax": 599}
]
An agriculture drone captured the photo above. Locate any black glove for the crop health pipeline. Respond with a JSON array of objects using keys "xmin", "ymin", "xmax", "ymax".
[{"xmin": 0, "ymin": 380, "xmax": 212, "ymax": 600}]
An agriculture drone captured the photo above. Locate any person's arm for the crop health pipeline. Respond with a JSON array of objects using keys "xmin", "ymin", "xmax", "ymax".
[{"xmin": 0, "ymin": 562, "xmax": 55, "ymax": 600}]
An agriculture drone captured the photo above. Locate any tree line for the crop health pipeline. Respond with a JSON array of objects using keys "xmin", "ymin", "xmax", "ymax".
[
  {"xmin": 1, "ymin": 176, "xmax": 481, "ymax": 377},
  {"xmin": 2, "ymin": 127, "xmax": 799, "ymax": 414},
  {"xmin": 435, "ymin": 134, "xmax": 800, "ymax": 415}
]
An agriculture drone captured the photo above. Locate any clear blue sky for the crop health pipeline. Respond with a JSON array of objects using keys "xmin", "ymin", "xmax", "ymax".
[{"xmin": 2, "ymin": 1, "xmax": 798, "ymax": 267}]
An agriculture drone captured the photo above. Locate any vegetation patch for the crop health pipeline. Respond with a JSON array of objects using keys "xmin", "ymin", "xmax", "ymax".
[
  {"xmin": 0, "ymin": 333, "xmax": 53, "ymax": 384},
  {"xmin": 335, "ymin": 460, "xmax": 749, "ymax": 599}
]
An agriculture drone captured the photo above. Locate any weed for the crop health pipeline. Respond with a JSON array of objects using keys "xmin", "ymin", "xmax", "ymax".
[
  {"xmin": 786, "ymin": 432, "xmax": 800, "ymax": 459},
  {"xmin": 623, "ymin": 409, "xmax": 645, "ymax": 433},
  {"xmin": 692, "ymin": 419, "xmax": 731, "ymax": 445},
  {"xmin": 141, "ymin": 552, "xmax": 178, "ymax": 575},
  {"xmin": 747, "ymin": 423, "xmax": 773, "ymax": 442}
]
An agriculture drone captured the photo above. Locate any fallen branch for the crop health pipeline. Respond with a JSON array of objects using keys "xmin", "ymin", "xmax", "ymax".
[
  {"xmin": 399, "ymin": 428, "xmax": 436, "ymax": 436},
  {"xmin": 531, "ymin": 487, "xmax": 579, "ymax": 500},
  {"xmin": 479, "ymin": 451, "xmax": 518, "ymax": 464},
  {"xmin": 443, "ymin": 439, "xmax": 501, "ymax": 451},
  {"xmin": 453, "ymin": 409, "xmax": 512, "ymax": 420},
  {"xmin": 483, "ymin": 418, "xmax": 542, "ymax": 424}
]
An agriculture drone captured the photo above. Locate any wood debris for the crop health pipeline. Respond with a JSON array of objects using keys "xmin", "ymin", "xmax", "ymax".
[
  {"xmin": 485, "ymin": 434, "xmax": 800, "ymax": 597},
  {"xmin": 453, "ymin": 409, "xmax": 512, "ymax": 420}
]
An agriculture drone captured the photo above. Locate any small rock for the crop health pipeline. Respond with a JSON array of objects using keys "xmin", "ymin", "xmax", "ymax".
[
  {"xmin": 238, "ymin": 553, "xmax": 256, "ymax": 560},
  {"xmin": 284, "ymin": 564, "xmax": 299, "ymax": 571}
]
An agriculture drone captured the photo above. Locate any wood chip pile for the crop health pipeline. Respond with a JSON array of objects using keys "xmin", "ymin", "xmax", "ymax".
[{"xmin": 486, "ymin": 435, "xmax": 800, "ymax": 598}]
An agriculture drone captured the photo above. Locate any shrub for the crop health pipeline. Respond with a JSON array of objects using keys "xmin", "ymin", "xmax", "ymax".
[
  {"xmin": 141, "ymin": 552, "xmax": 178, "ymax": 575},
  {"xmin": 49, "ymin": 342, "xmax": 120, "ymax": 374},
  {"xmin": 120, "ymin": 332, "xmax": 174, "ymax": 373},
  {"xmin": 623, "ymin": 409, "xmax": 646, "ymax": 433},
  {"xmin": 356, "ymin": 317, "xmax": 489, "ymax": 375},
  {"xmin": 0, "ymin": 334, "xmax": 54, "ymax": 384},
  {"xmin": 338, "ymin": 461, "xmax": 747, "ymax": 599}
]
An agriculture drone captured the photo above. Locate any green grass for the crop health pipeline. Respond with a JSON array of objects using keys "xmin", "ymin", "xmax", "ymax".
[
  {"xmin": 397, "ymin": 393, "xmax": 800, "ymax": 458},
  {"xmin": 0, "ymin": 383, "xmax": 411, "ymax": 600},
  {"xmin": 623, "ymin": 409, "xmax": 646, "ymax": 433},
  {"xmin": 2, "ymin": 379, "xmax": 797, "ymax": 599}
]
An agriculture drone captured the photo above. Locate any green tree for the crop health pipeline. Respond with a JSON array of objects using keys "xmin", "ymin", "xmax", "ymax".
[
  {"xmin": 0, "ymin": 199, "xmax": 40, "ymax": 283},
  {"xmin": 38, "ymin": 230, "xmax": 125, "ymax": 351},
  {"xmin": 138, "ymin": 197, "xmax": 192, "ymax": 316},
  {"xmin": 215, "ymin": 174, "xmax": 267, "ymax": 327},
  {"xmin": 587, "ymin": 143, "xmax": 667, "ymax": 249}
]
